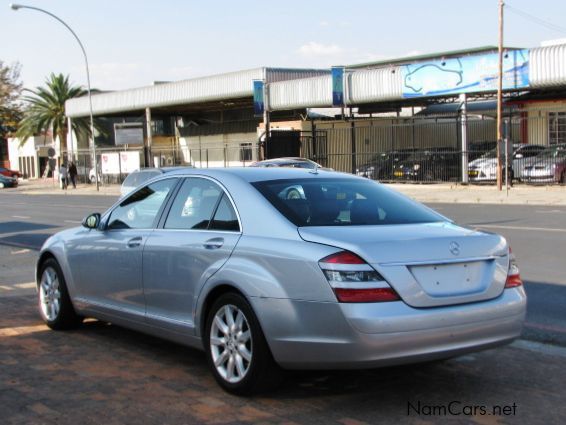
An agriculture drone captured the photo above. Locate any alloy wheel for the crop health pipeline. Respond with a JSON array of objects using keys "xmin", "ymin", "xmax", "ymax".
[
  {"xmin": 39, "ymin": 266, "xmax": 61, "ymax": 321},
  {"xmin": 210, "ymin": 304, "xmax": 253, "ymax": 384}
]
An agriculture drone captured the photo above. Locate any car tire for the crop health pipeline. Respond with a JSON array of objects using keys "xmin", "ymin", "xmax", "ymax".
[
  {"xmin": 38, "ymin": 258, "xmax": 82, "ymax": 330},
  {"xmin": 90, "ymin": 175, "xmax": 96, "ymax": 184},
  {"xmin": 204, "ymin": 292, "xmax": 282, "ymax": 395}
]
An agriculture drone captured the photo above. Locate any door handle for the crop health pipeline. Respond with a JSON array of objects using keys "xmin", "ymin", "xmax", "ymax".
[
  {"xmin": 203, "ymin": 237, "xmax": 224, "ymax": 250},
  {"xmin": 127, "ymin": 237, "xmax": 143, "ymax": 248}
]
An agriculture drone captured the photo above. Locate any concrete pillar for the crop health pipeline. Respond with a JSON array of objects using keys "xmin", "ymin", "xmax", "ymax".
[{"xmin": 145, "ymin": 107, "xmax": 153, "ymax": 167}]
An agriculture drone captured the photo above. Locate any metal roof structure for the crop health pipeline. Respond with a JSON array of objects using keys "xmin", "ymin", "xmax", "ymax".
[
  {"xmin": 65, "ymin": 45, "xmax": 566, "ymax": 119},
  {"xmin": 65, "ymin": 67, "xmax": 329, "ymax": 118},
  {"xmin": 347, "ymin": 45, "xmax": 521, "ymax": 69}
]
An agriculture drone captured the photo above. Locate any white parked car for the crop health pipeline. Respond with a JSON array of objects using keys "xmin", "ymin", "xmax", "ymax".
[{"xmin": 468, "ymin": 144, "xmax": 545, "ymax": 182}]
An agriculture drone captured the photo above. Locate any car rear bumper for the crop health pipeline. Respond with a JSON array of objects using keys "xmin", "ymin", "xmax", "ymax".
[
  {"xmin": 525, "ymin": 175, "xmax": 555, "ymax": 183},
  {"xmin": 250, "ymin": 287, "xmax": 526, "ymax": 369}
]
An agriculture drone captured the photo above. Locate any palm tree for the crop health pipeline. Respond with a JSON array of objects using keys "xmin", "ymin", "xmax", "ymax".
[{"xmin": 16, "ymin": 73, "xmax": 94, "ymax": 157}]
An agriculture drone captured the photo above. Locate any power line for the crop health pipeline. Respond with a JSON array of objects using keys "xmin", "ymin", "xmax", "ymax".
[{"xmin": 506, "ymin": 3, "xmax": 566, "ymax": 35}]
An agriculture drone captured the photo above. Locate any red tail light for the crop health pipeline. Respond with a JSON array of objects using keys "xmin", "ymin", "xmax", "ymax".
[
  {"xmin": 320, "ymin": 251, "xmax": 366, "ymax": 264},
  {"xmin": 334, "ymin": 287, "xmax": 400, "ymax": 303},
  {"xmin": 319, "ymin": 251, "xmax": 400, "ymax": 303},
  {"xmin": 505, "ymin": 247, "xmax": 523, "ymax": 288}
]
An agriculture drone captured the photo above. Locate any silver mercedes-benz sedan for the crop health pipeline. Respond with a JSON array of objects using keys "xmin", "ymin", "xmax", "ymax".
[{"xmin": 36, "ymin": 167, "xmax": 526, "ymax": 394}]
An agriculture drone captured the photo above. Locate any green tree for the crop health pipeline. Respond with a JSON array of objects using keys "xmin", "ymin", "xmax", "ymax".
[
  {"xmin": 0, "ymin": 61, "xmax": 23, "ymax": 140},
  {"xmin": 16, "ymin": 73, "xmax": 95, "ymax": 156}
]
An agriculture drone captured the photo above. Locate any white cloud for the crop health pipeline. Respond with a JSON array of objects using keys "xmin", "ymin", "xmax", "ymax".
[
  {"xmin": 298, "ymin": 41, "xmax": 344, "ymax": 57},
  {"xmin": 319, "ymin": 20, "xmax": 330, "ymax": 27}
]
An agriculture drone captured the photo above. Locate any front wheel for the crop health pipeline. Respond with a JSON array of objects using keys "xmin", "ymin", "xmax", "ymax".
[
  {"xmin": 38, "ymin": 258, "xmax": 82, "ymax": 330},
  {"xmin": 205, "ymin": 292, "xmax": 281, "ymax": 395}
]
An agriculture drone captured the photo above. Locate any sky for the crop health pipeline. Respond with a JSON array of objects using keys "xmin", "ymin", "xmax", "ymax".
[{"xmin": 2, "ymin": 0, "xmax": 566, "ymax": 92}]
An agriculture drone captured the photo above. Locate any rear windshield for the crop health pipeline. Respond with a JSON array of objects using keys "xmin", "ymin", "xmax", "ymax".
[{"xmin": 252, "ymin": 178, "xmax": 444, "ymax": 226}]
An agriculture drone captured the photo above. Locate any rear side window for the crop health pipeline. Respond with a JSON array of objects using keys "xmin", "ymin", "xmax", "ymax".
[
  {"xmin": 210, "ymin": 194, "xmax": 240, "ymax": 231},
  {"xmin": 252, "ymin": 178, "xmax": 443, "ymax": 227}
]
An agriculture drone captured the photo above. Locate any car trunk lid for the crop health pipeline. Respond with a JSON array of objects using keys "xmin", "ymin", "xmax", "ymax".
[{"xmin": 299, "ymin": 222, "xmax": 508, "ymax": 307}]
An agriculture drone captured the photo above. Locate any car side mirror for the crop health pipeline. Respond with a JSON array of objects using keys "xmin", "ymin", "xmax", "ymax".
[{"xmin": 82, "ymin": 213, "xmax": 101, "ymax": 229}]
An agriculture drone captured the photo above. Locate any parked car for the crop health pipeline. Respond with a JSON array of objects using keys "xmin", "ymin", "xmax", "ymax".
[
  {"xmin": 467, "ymin": 140, "xmax": 498, "ymax": 161},
  {"xmin": 250, "ymin": 157, "xmax": 331, "ymax": 170},
  {"xmin": 517, "ymin": 143, "xmax": 566, "ymax": 181},
  {"xmin": 0, "ymin": 174, "xmax": 18, "ymax": 188},
  {"xmin": 392, "ymin": 147, "xmax": 460, "ymax": 181},
  {"xmin": 468, "ymin": 144, "xmax": 546, "ymax": 182},
  {"xmin": 36, "ymin": 167, "xmax": 525, "ymax": 394},
  {"xmin": 0, "ymin": 167, "xmax": 22, "ymax": 179},
  {"xmin": 523, "ymin": 145, "xmax": 566, "ymax": 184},
  {"xmin": 120, "ymin": 167, "xmax": 185, "ymax": 197},
  {"xmin": 356, "ymin": 148, "xmax": 418, "ymax": 180}
]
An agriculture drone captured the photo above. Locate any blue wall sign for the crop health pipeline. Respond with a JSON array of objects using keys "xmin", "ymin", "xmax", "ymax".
[
  {"xmin": 401, "ymin": 49, "xmax": 529, "ymax": 98},
  {"xmin": 253, "ymin": 80, "xmax": 265, "ymax": 116},
  {"xmin": 332, "ymin": 66, "xmax": 345, "ymax": 106}
]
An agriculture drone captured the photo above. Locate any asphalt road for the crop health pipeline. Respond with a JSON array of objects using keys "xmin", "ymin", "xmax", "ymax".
[
  {"xmin": 429, "ymin": 203, "xmax": 566, "ymax": 347},
  {"xmin": 1, "ymin": 192, "xmax": 565, "ymax": 424},
  {"xmin": 0, "ymin": 192, "xmax": 565, "ymax": 347}
]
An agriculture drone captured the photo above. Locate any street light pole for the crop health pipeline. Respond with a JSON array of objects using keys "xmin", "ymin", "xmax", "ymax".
[{"xmin": 10, "ymin": 3, "xmax": 99, "ymax": 191}]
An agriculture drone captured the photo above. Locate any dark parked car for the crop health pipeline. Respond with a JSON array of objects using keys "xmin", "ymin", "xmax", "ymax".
[
  {"xmin": 0, "ymin": 167, "xmax": 22, "ymax": 179},
  {"xmin": 356, "ymin": 148, "xmax": 418, "ymax": 180},
  {"xmin": 393, "ymin": 147, "xmax": 460, "ymax": 181},
  {"xmin": 0, "ymin": 174, "xmax": 18, "ymax": 188},
  {"xmin": 467, "ymin": 141, "xmax": 498, "ymax": 161}
]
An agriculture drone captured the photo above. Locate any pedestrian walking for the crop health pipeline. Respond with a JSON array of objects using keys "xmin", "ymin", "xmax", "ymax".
[
  {"xmin": 69, "ymin": 162, "xmax": 78, "ymax": 189},
  {"xmin": 59, "ymin": 162, "xmax": 68, "ymax": 190}
]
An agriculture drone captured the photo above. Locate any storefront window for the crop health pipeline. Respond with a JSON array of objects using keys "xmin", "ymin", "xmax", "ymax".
[{"xmin": 549, "ymin": 112, "xmax": 566, "ymax": 145}]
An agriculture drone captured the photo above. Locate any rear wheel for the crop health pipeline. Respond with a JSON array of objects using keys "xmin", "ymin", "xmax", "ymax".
[
  {"xmin": 204, "ymin": 292, "xmax": 281, "ymax": 395},
  {"xmin": 38, "ymin": 258, "xmax": 82, "ymax": 330},
  {"xmin": 561, "ymin": 171, "xmax": 566, "ymax": 184}
]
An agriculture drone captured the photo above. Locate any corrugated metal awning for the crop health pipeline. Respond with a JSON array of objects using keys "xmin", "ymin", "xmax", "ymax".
[
  {"xmin": 530, "ymin": 44, "xmax": 566, "ymax": 88},
  {"xmin": 65, "ymin": 67, "xmax": 328, "ymax": 118}
]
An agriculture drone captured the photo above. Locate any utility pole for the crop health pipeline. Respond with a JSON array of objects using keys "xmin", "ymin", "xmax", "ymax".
[{"xmin": 496, "ymin": 0, "xmax": 504, "ymax": 191}]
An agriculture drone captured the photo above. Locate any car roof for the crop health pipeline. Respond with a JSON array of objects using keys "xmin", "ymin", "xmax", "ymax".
[
  {"xmin": 162, "ymin": 166, "xmax": 355, "ymax": 183},
  {"xmin": 255, "ymin": 157, "xmax": 312, "ymax": 164}
]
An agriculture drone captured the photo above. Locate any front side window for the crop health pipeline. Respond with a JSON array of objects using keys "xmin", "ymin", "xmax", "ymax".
[
  {"xmin": 107, "ymin": 178, "xmax": 177, "ymax": 230},
  {"xmin": 164, "ymin": 178, "xmax": 239, "ymax": 231},
  {"xmin": 252, "ymin": 178, "xmax": 444, "ymax": 227}
]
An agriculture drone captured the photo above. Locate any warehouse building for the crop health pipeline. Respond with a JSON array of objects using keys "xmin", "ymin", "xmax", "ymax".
[{"xmin": 8, "ymin": 43, "xmax": 566, "ymax": 180}]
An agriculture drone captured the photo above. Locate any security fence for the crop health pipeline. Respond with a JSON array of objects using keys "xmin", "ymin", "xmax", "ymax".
[
  {"xmin": 307, "ymin": 107, "xmax": 566, "ymax": 185},
  {"xmin": 64, "ymin": 105, "xmax": 566, "ymax": 185},
  {"xmin": 70, "ymin": 143, "xmax": 260, "ymax": 185}
]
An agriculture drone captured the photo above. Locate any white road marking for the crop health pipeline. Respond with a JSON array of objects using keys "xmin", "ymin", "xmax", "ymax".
[
  {"xmin": 12, "ymin": 215, "xmax": 31, "ymax": 219},
  {"xmin": 476, "ymin": 224, "xmax": 566, "ymax": 233},
  {"xmin": 14, "ymin": 282, "xmax": 36, "ymax": 289},
  {"xmin": 535, "ymin": 209, "xmax": 564, "ymax": 214},
  {"xmin": 11, "ymin": 249, "xmax": 30, "ymax": 255},
  {"xmin": 64, "ymin": 220, "xmax": 82, "ymax": 224}
]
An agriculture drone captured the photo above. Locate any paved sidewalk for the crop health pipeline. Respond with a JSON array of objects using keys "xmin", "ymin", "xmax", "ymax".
[
  {"xmin": 7, "ymin": 178, "xmax": 566, "ymax": 205},
  {"xmin": 11, "ymin": 179, "xmax": 121, "ymax": 197},
  {"xmin": 389, "ymin": 183, "xmax": 566, "ymax": 206}
]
